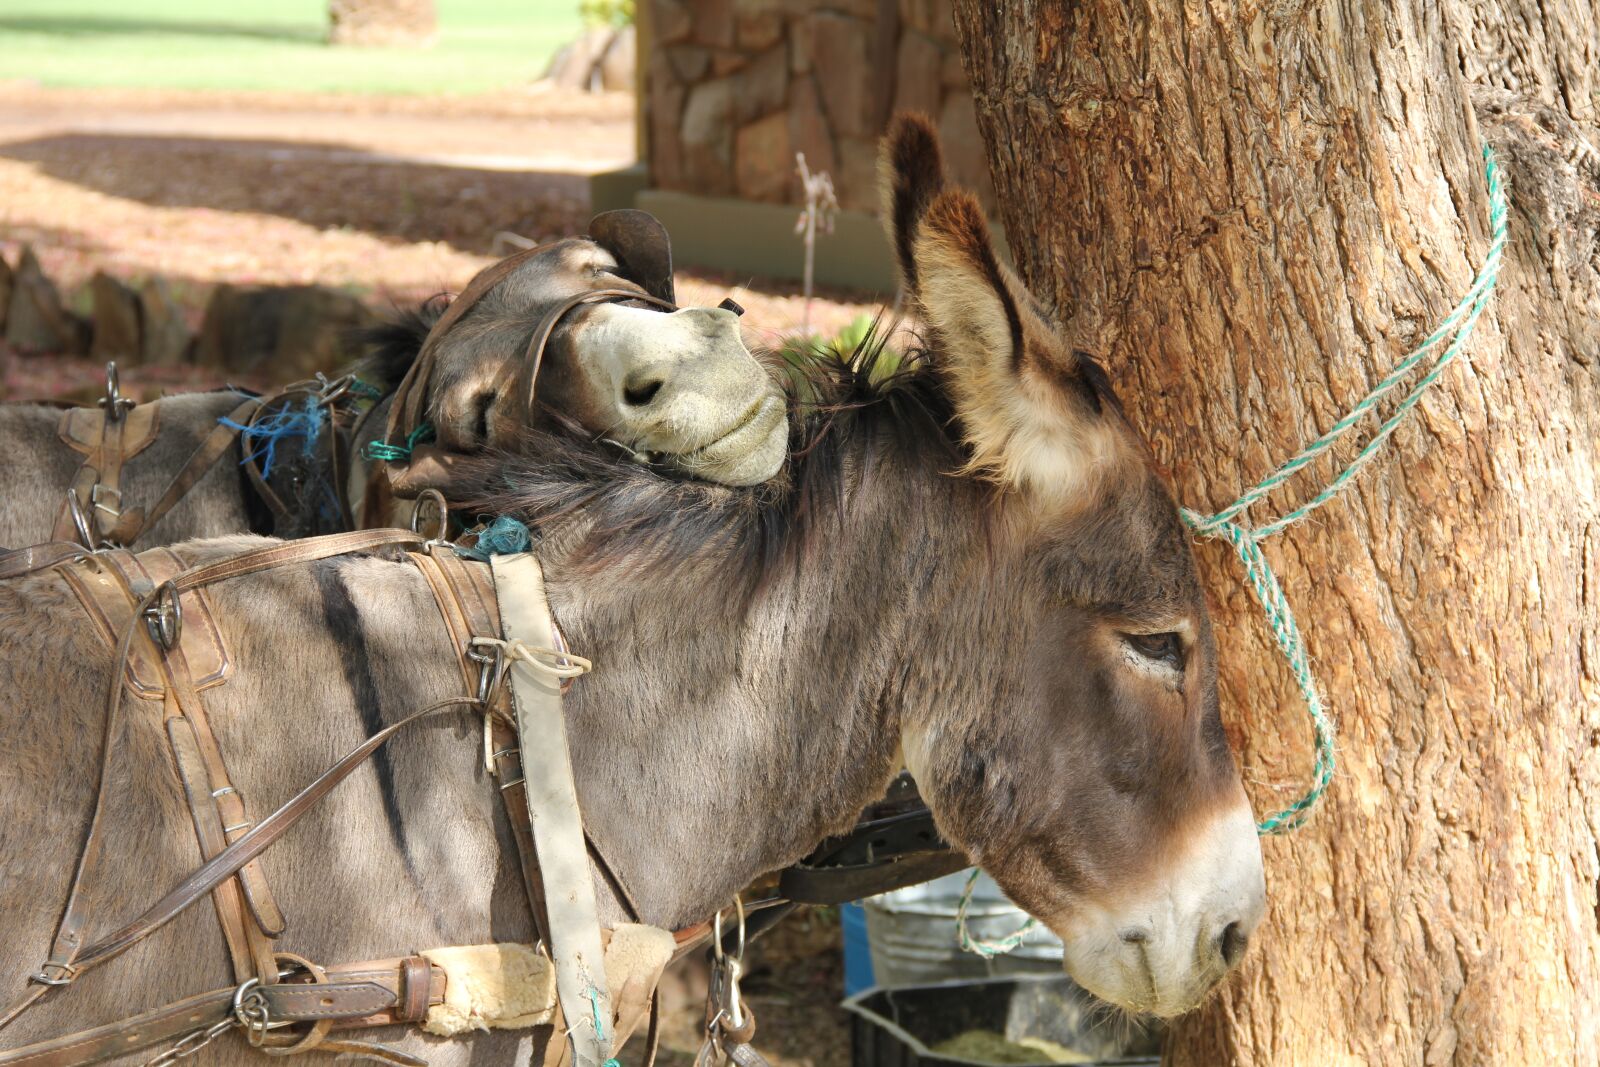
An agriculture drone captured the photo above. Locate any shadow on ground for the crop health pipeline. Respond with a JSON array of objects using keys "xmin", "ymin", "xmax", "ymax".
[
  {"xmin": 0, "ymin": 133, "xmax": 593, "ymax": 254},
  {"xmin": 0, "ymin": 15, "xmax": 321, "ymax": 44}
]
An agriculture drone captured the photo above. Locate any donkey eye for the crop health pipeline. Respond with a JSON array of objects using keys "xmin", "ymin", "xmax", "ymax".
[{"xmin": 1124, "ymin": 631, "xmax": 1182, "ymax": 667}]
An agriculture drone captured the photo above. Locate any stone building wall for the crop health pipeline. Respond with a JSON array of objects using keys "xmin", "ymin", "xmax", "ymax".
[{"xmin": 644, "ymin": 0, "xmax": 993, "ymax": 214}]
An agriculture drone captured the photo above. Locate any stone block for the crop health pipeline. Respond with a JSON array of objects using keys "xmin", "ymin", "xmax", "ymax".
[
  {"xmin": 941, "ymin": 46, "xmax": 966, "ymax": 87},
  {"xmin": 5, "ymin": 245, "xmax": 83, "ymax": 354},
  {"xmin": 735, "ymin": 112, "xmax": 794, "ymax": 202},
  {"xmin": 833, "ymin": 136, "xmax": 881, "ymax": 213},
  {"xmin": 735, "ymin": 0, "xmax": 784, "ymax": 50},
  {"xmin": 649, "ymin": 58, "xmax": 689, "ymax": 188},
  {"xmin": 0, "ymin": 253, "xmax": 12, "ymax": 335},
  {"xmin": 598, "ymin": 25, "xmax": 636, "ymax": 92},
  {"xmin": 680, "ymin": 78, "xmax": 737, "ymax": 195},
  {"xmin": 90, "ymin": 271, "xmax": 142, "ymax": 365},
  {"xmin": 900, "ymin": 0, "xmax": 953, "ymax": 36},
  {"xmin": 808, "ymin": 12, "xmax": 872, "ymax": 138},
  {"xmin": 197, "ymin": 284, "xmax": 375, "ymax": 380},
  {"xmin": 791, "ymin": 13, "xmax": 813, "ymax": 73},
  {"xmin": 689, "ymin": 0, "xmax": 735, "ymax": 48},
  {"xmin": 710, "ymin": 49, "xmax": 748, "ymax": 76},
  {"xmin": 139, "ymin": 276, "xmax": 192, "ymax": 367},
  {"xmin": 665, "ymin": 44, "xmax": 711, "ymax": 82},
  {"xmin": 788, "ymin": 74, "xmax": 838, "ymax": 183},
  {"xmin": 733, "ymin": 44, "xmax": 789, "ymax": 125},
  {"xmin": 939, "ymin": 91, "xmax": 995, "ymax": 211},
  {"xmin": 894, "ymin": 30, "xmax": 943, "ymax": 119},
  {"xmin": 544, "ymin": 26, "xmax": 616, "ymax": 90},
  {"xmin": 654, "ymin": 0, "xmax": 693, "ymax": 42}
]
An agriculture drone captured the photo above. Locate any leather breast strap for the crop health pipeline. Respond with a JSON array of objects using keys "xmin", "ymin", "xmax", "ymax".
[
  {"xmin": 0, "ymin": 529, "xmax": 429, "ymax": 1034},
  {"xmin": 0, "ymin": 542, "xmax": 88, "ymax": 581},
  {"xmin": 0, "ymin": 956, "xmax": 445, "ymax": 1067},
  {"xmin": 491, "ymin": 552, "xmax": 614, "ymax": 1067}
]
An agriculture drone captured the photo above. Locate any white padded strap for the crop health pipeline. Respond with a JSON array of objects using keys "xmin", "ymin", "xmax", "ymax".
[{"xmin": 490, "ymin": 553, "xmax": 613, "ymax": 1067}]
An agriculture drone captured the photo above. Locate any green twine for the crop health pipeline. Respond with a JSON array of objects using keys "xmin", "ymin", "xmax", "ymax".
[
  {"xmin": 587, "ymin": 986, "xmax": 619, "ymax": 1066},
  {"xmin": 1183, "ymin": 145, "xmax": 1507, "ymax": 835},
  {"xmin": 955, "ymin": 869, "xmax": 1038, "ymax": 958},
  {"xmin": 362, "ymin": 421, "xmax": 434, "ymax": 463},
  {"xmin": 454, "ymin": 515, "xmax": 532, "ymax": 560}
]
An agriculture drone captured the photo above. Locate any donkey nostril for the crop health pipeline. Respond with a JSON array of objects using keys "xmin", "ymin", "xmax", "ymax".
[
  {"xmin": 1118, "ymin": 927, "xmax": 1149, "ymax": 945},
  {"xmin": 1219, "ymin": 920, "xmax": 1248, "ymax": 967},
  {"xmin": 622, "ymin": 378, "xmax": 664, "ymax": 407}
]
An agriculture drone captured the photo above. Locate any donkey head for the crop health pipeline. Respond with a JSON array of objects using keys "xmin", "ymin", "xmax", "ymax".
[
  {"xmin": 411, "ymin": 213, "xmax": 787, "ymax": 485},
  {"xmin": 883, "ymin": 115, "xmax": 1264, "ymax": 1016}
]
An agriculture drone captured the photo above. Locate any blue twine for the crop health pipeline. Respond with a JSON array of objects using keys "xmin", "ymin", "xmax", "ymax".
[
  {"xmin": 220, "ymin": 394, "xmax": 325, "ymax": 481},
  {"xmin": 363, "ymin": 422, "xmax": 434, "ymax": 463},
  {"xmin": 454, "ymin": 515, "xmax": 532, "ymax": 560},
  {"xmin": 347, "ymin": 377, "xmax": 384, "ymax": 400},
  {"xmin": 1184, "ymin": 145, "xmax": 1507, "ymax": 836}
]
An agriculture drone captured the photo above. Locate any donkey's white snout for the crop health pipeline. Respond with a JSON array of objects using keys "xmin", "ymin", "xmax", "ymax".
[{"xmin": 1057, "ymin": 798, "xmax": 1265, "ymax": 1017}]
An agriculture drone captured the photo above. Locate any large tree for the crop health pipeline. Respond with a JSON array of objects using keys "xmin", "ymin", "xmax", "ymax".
[{"xmin": 950, "ymin": 1, "xmax": 1600, "ymax": 1063}]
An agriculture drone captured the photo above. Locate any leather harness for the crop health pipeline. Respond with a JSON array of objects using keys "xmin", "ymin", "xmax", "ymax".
[
  {"xmin": 0, "ymin": 530, "xmax": 709, "ymax": 1067},
  {"xmin": 46, "ymin": 366, "xmax": 368, "ymax": 553}
]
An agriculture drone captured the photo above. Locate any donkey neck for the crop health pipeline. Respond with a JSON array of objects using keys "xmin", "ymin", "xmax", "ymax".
[{"xmin": 540, "ymin": 424, "xmax": 978, "ymax": 928}]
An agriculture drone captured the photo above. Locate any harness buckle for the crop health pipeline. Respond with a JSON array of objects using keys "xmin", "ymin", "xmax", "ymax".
[
  {"xmin": 142, "ymin": 581, "xmax": 183, "ymax": 652},
  {"xmin": 29, "ymin": 960, "xmax": 80, "ymax": 987}
]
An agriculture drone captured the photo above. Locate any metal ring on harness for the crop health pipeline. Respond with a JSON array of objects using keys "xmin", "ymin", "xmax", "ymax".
[
  {"xmin": 142, "ymin": 581, "xmax": 183, "ymax": 652},
  {"xmin": 98, "ymin": 361, "xmax": 135, "ymax": 422},
  {"xmin": 66, "ymin": 487, "xmax": 98, "ymax": 551},
  {"xmin": 410, "ymin": 488, "xmax": 449, "ymax": 544}
]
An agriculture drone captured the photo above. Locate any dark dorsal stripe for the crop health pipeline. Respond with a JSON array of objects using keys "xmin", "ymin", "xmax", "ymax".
[{"xmin": 311, "ymin": 560, "xmax": 418, "ymax": 882}]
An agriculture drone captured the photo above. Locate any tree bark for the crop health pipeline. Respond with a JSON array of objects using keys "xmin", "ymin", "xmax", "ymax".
[
  {"xmin": 327, "ymin": 0, "xmax": 437, "ymax": 47},
  {"xmin": 950, "ymin": 1, "xmax": 1600, "ymax": 1063}
]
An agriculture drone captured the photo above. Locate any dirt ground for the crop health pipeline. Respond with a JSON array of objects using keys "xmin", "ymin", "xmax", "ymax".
[
  {"xmin": 0, "ymin": 83, "xmax": 869, "ymax": 1067},
  {"xmin": 0, "ymin": 82, "xmax": 886, "ymax": 403}
]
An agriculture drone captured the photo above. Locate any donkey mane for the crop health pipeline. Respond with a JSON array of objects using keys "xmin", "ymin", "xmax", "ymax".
[
  {"xmin": 457, "ymin": 323, "xmax": 964, "ymax": 581},
  {"xmin": 353, "ymin": 296, "xmax": 448, "ymax": 393}
]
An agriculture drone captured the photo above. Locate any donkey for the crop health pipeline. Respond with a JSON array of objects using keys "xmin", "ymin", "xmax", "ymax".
[
  {"xmin": 0, "ymin": 213, "xmax": 787, "ymax": 549},
  {"xmin": 0, "ymin": 116, "xmax": 1263, "ymax": 1067}
]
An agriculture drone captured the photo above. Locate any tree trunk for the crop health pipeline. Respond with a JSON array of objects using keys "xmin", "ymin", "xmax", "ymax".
[
  {"xmin": 951, "ymin": 2, "xmax": 1600, "ymax": 1063},
  {"xmin": 327, "ymin": 0, "xmax": 437, "ymax": 47}
]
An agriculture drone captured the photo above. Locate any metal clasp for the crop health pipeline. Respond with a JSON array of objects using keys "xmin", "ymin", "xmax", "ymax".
[
  {"xmin": 142, "ymin": 581, "xmax": 183, "ymax": 652},
  {"xmin": 98, "ymin": 361, "xmax": 135, "ymax": 422},
  {"xmin": 29, "ymin": 960, "xmax": 79, "ymax": 987}
]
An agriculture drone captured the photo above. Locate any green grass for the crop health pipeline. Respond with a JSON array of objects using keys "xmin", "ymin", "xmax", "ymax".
[{"xmin": 0, "ymin": 0, "xmax": 586, "ymax": 95}]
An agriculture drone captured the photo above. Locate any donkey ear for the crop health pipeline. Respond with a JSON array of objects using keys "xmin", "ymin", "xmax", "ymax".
[
  {"xmin": 879, "ymin": 114, "xmax": 1120, "ymax": 498},
  {"xmin": 589, "ymin": 209, "xmax": 676, "ymax": 305}
]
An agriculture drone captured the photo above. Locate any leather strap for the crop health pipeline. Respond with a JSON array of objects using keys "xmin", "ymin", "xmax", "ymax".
[
  {"xmin": 0, "ymin": 542, "xmax": 87, "ymax": 581},
  {"xmin": 0, "ymin": 530, "xmax": 427, "ymax": 1032},
  {"xmin": 0, "ymin": 957, "xmax": 444, "ymax": 1067},
  {"xmin": 51, "ymin": 400, "xmax": 161, "ymax": 546},
  {"xmin": 491, "ymin": 553, "xmax": 613, "ymax": 1067},
  {"xmin": 132, "ymin": 398, "xmax": 259, "ymax": 543}
]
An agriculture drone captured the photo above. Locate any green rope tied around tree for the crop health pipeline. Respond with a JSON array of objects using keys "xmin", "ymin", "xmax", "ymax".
[
  {"xmin": 956, "ymin": 146, "xmax": 1508, "ymax": 957},
  {"xmin": 1185, "ymin": 145, "xmax": 1508, "ymax": 835},
  {"xmin": 955, "ymin": 868, "xmax": 1038, "ymax": 957},
  {"xmin": 362, "ymin": 421, "xmax": 435, "ymax": 463}
]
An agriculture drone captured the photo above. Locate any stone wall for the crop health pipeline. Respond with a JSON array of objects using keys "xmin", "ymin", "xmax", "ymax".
[{"xmin": 644, "ymin": 0, "xmax": 992, "ymax": 214}]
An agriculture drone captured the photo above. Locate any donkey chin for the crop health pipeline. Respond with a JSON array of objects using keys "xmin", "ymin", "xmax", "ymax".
[{"xmin": 1051, "ymin": 802, "xmax": 1267, "ymax": 1018}]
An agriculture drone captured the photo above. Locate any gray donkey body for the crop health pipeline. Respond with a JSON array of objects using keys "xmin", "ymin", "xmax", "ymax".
[
  {"xmin": 0, "ymin": 392, "xmax": 260, "ymax": 548},
  {"xmin": 0, "ymin": 117, "xmax": 1267, "ymax": 1067}
]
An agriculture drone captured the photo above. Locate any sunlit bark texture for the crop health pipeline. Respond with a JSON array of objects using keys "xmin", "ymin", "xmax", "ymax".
[{"xmin": 951, "ymin": 1, "xmax": 1600, "ymax": 1062}]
